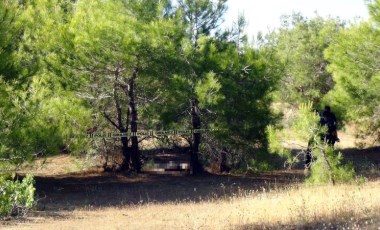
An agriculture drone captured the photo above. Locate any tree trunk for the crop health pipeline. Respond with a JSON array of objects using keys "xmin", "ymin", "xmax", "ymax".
[
  {"xmin": 106, "ymin": 70, "xmax": 132, "ymax": 171},
  {"xmin": 321, "ymin": 149, "xmax": 335, "ymax": 185},
  {"xmin": 128, "ymin": 67, "xmax": 141, "ymax": 172},
  {"xmin": 219, "ymin": 148, "xmax": 230, "ymax": 173},
  {"xmin": 190, "ymin": 98, "xmax": 202, "ymax": 175},
  {"xmin": 120, "ymin": 135, "xmax": 130, "ymax": 171}
]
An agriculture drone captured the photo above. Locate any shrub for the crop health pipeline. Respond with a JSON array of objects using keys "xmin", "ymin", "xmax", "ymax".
[
  {"xmin": 267, "ymin": 102, "xmax": 356, "ymax": 184},
  {"xmin": 306, "ymin": 147, "xmax": 356, "ymax": 184},
  {"xmin": 0, "ymin": 174, "xmax": 36, "ymax": 217}
]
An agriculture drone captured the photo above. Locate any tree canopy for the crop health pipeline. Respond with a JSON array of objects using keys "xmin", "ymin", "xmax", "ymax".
[
  {"xmin": 0, "ymin": 0, "xmax": 379, "ymax": 175},
  {"xmin": 265, "ymin": 13, "xmax": 344, "ymax": 106},
  {"xmin": 324, "ymin": 6, "xmax": 380, "ymax": 142}
]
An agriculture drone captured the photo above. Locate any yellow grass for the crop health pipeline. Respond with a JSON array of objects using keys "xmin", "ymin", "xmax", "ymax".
[
  {"xmin": 6, "ymin": 181, "xmax": 380, "ymax": 230},
  {"xmin": 18, "ymin": 155, "xmax": 102, "ymax": 176},
  {"xmin": 4, "ymin": 124, "xmax": 379, "ymax": 229}
]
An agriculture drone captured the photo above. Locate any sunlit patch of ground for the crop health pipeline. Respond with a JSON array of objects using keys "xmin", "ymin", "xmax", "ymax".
[
  {"xmin": 4, "ymin": 181, "xmax": 380, "ymax": 230},
  {"xmin": 2, "ymin": 127, "xmax": 379, "ymax": 229},
  {"xmin": 18, "ymin": 154, "xmax": 103, "ymax": 176}
]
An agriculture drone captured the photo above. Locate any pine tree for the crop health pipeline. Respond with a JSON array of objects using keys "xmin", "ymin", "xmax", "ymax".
[
  {"xmin": 325, "ymin": 7, "xmax": 380, "ymax": 143},
  {"xmin": 66, "ymin": 0, "xmax": 183, "ymax": 171},
  {"xmin": 267, "ymin": 103, "xmax": 355, "ymax": 184},
  {"xmin": 265, "ymin": 13, "xmax": 344, "ymax": 106}
]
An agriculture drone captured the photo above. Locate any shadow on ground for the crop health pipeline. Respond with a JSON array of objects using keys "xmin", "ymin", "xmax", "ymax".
[
  {"xmin": 29, "ymin": 146, "xmax": 380, "ymax": 216},
  {"xmin": 34, "ymin": 171, "xmax": 304, "ymax": 212},
  {"xmin": 340, "ymin": 146, "xmax": 380, "ymax": 164},
  {"xmin": 339, "ymin": 146, "xmax": 380, "ymax": 180},
  {"xmin": 287, "ymin": 146, "xmax": 380, "ymax": 173}
]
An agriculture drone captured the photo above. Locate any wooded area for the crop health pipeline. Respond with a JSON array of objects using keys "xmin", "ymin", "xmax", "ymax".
[
  {"xmin": 0, "ymin": 0, "xmax": 379, "ymax": 176},
  {"xmin": 1, "ymin": 1, "xmax": 380, "ymax": 228}
]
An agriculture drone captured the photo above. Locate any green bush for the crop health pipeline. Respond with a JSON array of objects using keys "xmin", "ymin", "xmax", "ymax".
[
  {"xmin": 0, "ymin": 174, "xmax": 36, "ymax": 217},
  {"xmin": 267, "ymin": 103, "xmax": 356, "ymax": 185},
  {"xmin": 306, "ymin": 147, "xmax": 356, "ymax": 184}
]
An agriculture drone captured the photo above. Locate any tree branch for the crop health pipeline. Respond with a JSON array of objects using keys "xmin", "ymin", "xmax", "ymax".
[{"xmin": 103, "ymin": 112, "xmax": 121, "ymax": 131}]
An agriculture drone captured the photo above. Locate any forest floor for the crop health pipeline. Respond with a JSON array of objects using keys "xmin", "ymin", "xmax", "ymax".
[{"xmin": 1, "ymin": 131, "xmax": 380, "ymax": 229}]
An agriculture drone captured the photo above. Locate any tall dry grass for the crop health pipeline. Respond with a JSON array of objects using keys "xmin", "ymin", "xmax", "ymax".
[{"xmin": 6, "ymin": 181, "xmax": 380, "ymax": 230}]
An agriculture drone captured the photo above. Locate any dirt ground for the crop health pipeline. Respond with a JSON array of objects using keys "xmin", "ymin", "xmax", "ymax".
[
  {"xmin": 1, "ymin": 145, "xmax": 379, "ymax": 229},
  {"xmin": 27, "ymin": 146, "xmax": 380, "ymax": 212},
  {"xmin": 1, "ymin": 167, "xmax": 307, "ymax": 229},
  {"xmin": 32, "ymin": 170, "xmax": 305, "ymax": 212}
]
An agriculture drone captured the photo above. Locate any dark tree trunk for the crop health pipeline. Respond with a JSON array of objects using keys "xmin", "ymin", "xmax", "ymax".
[
  {"xmin": 104, "ymin": 68, "xmax": 132, "ymax": 172},
  {"xmin": 190, "ymin": 98, "xmax": 202, "ymax": 175},
  {"xmin": 102, "ymin": 61, "xmax": 140, "ymax": 173},
  {"xmin": 128, "ymin": 67, "xmax": 141, "ymax": 172},
  {"xmin": 120, "ymin": 135, "xmax": 130, "ymax": 171},
  {"xmin": 219, "ymin": 148, "xmax": 230, "ymax": 173},
  {"xmin": 103, "ymin": 69, "xmax": 133, "ymax": 171}
]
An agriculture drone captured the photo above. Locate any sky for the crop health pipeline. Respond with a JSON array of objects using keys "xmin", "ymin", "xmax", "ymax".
[{"xmin": 224, "ymin": 0, "xmax": 370, "ymax": 39}]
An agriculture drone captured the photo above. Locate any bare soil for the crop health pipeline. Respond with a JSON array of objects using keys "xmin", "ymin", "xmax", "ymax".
[
  {"xmin": 1, "ymin": 146, "xmax": 379, "ymax": 229},
  {"xmin": 30, "ymin": 146, "xmax": 380, "ymax": 212},
  {"xmin": 32, "ymin": 170, "xmax": 304, "ymax": 212}
]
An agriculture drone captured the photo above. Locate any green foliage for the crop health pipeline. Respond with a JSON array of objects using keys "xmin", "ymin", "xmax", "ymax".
[
  {"xmin": 266, "ymin": 13, "xmax": 344, "ymax": 106},
  {"xmin": 267, "ymin": 103, "xmax": 356, "ymax": 184},
  {"xmin": 245, "ymin": 148, "xmax": 285, "ymax": 172},
  {"xmin": 1, "ymin": 0, "xmax": 376, "ymax": 174},
  {"xmin": 1, "ymin": 0, "xmax": 278, "ymax": 172},
  {"xmin": 0, "ymin": 74, "xmax": 91, "ymax": 163},
  {"xmin": 368, "ymin": 0, "xmax": 380, "ymax": 24},
  {"xmin": 0, "ymin": 0, "xmax": 92, "ymax": 166},
  {"xmin": 200, "ymin": 40, "xmax": 276, "ymax": 144},
  {"xmin": 147, "ymin": 1, "xmax": 278, "ymax": 171},
  {"xmin": 0, "ymin": 77, "xmax": 37, "ymax": 163},
  {"xmin": 68, "ymin": 0, "xmax": 181, "ymax": 120},
  {"xmin": 324, "ymin": 18, "xmax": 380, "ymax": 143},
  {"xmin": 0, "ymin": 1, "xmax": 24, "ymax": 80},
  {"xmin": 266, "ymin": 125, "xmax": 292, "ymax": 159},
  {"xmin": 0, "ymin": 174, "xmax": 36, "ymax": 217},
  {"xmin": 267, "ymin": 102, "xmax": 318, "ymax": 164},
  {"xmin": 177, "ymin": 0, "xmax": 227, "ymax": 43},
  {"xmin": 292, "ymin": 103, "xmax": 322, "ymax": 141},
  {"xmin": 306, "ymin": 147, "xmax": 355, "ymax": 184},
  {"xmin": 195, "ymin": 72, "xmax": 224, "ymax": 107}
]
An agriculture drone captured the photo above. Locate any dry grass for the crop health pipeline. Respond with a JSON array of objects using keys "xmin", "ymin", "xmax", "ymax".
[
  {"xmin": 4, "ymin": 181, "xmax": 380, "ymax": 230},
  {"xmin": 3, "ymin": 126, "xmax": 379, "ymax": 229},
  {"xmin": 18, "ymin": 155, "xmax": 102, "ymax": 176}
]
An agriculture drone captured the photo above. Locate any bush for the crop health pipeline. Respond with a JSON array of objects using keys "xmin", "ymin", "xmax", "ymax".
[
  {"xmin": 267, "ymin": 102, "xmax": 356, "ymax": 184},
  {"xmin": 0, "ymin": 174, "xmax": 36, "ymax": 217},
  {"xmin": 306, "ymin": 147, "xmax": 356, "ymax": 184}
]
